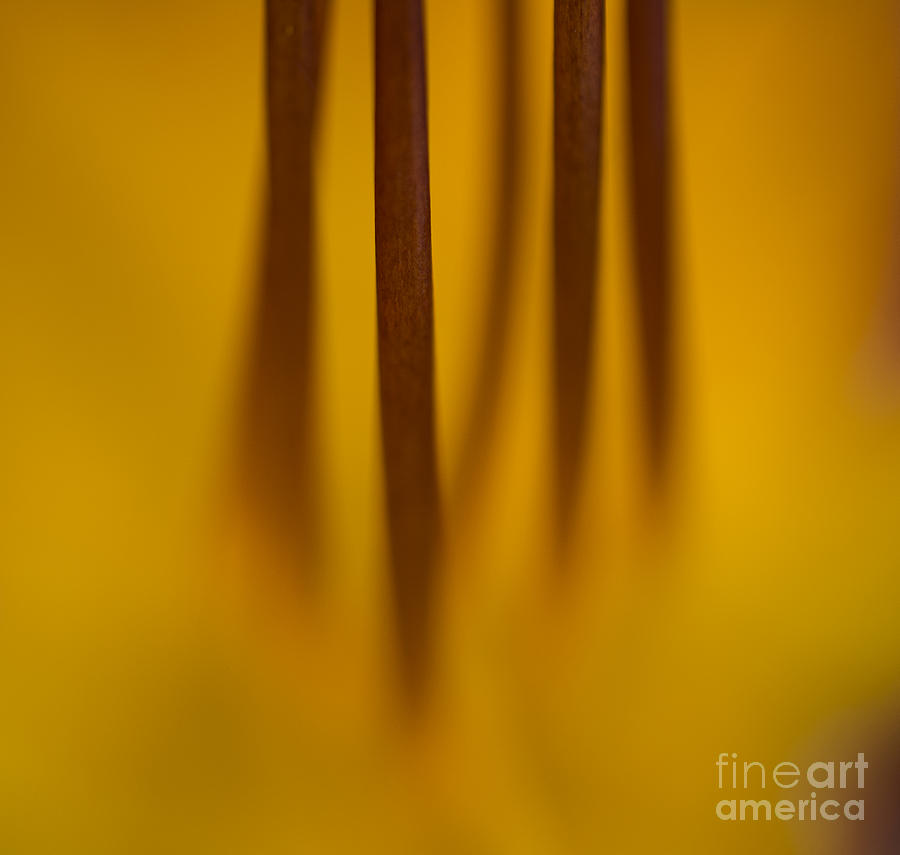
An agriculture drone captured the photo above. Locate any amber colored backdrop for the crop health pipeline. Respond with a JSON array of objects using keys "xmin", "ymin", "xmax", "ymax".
[{"xmin": 2, "ymin": 1, "xmax": 900, "ymax": 852}]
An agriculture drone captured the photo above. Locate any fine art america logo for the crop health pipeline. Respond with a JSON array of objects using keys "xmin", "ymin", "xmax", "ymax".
[{"xmin": 715, "ymin": 753, "xmax": 867, "ymax": 822}]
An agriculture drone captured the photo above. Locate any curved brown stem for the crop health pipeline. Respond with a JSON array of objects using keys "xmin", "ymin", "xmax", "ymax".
[
  {"xmin": 239, "ymin": 0, "xmax": 330, "ymax": 575},
  {"xmin": 374, "ymin": 0, "xmax": 441, "ymax": 694},
  {"xmin": 553, "ymin": 0, "xmax": 605, "ymax": 545},
  {"xmin": 627, "ymin": 0, "xmax": 672, "ymax": 480}
]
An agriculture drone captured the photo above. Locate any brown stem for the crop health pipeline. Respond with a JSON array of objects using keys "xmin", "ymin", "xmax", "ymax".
[
  {"xmin": 374, "ymin": 0, "xmax": 441, "ymax": 693},
  {"xmin": 553, "ymin": 0, "xmax": 605, "ymax": 544},
  {"xmin": 627, "ymin": 0, "xmax": 672, "ymax": 479},
  {"xmin": 240, "ymin": 0, "xmax": 329, "ymax": 573}
]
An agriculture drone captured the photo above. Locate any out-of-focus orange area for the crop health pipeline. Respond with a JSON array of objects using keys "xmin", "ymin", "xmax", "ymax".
[{"xmin": 2, "ymin": 1, "xmax": 900, "ymax": 852}]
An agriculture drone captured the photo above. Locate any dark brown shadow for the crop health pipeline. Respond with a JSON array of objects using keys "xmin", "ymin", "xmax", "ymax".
[{"xmin": 453, "ymin": 0, "xmax": 525, "ymax": 518}]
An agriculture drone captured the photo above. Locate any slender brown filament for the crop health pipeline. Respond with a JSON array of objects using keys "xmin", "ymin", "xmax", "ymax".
[
  {"xmin": 627, "ymin": 0, "xmax": 672, "ymax": 478},
  {"xmin": 553, "ymin": 0, "xmax": 605, "ymax": 544},
  {"xmin": 374, "ymin": 0, "xmax": 441, "ymax": 692},
  {"xmin": 240, "ymin": 0, "xmax": 329, "ymax": 573},
  {"xmin": 454, "ymin": 0, "xmax": 524, "ymax": 513}
]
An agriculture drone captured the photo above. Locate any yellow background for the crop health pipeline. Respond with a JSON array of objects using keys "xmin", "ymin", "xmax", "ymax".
[{"xmin": 1, "ymin": 1, "xmax": 899, "ymax": 852}]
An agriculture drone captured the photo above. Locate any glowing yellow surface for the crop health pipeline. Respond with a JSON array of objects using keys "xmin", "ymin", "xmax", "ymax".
[{"xmin": 1, "ymin": 1, "xmax": 899, "ymax": 851}]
